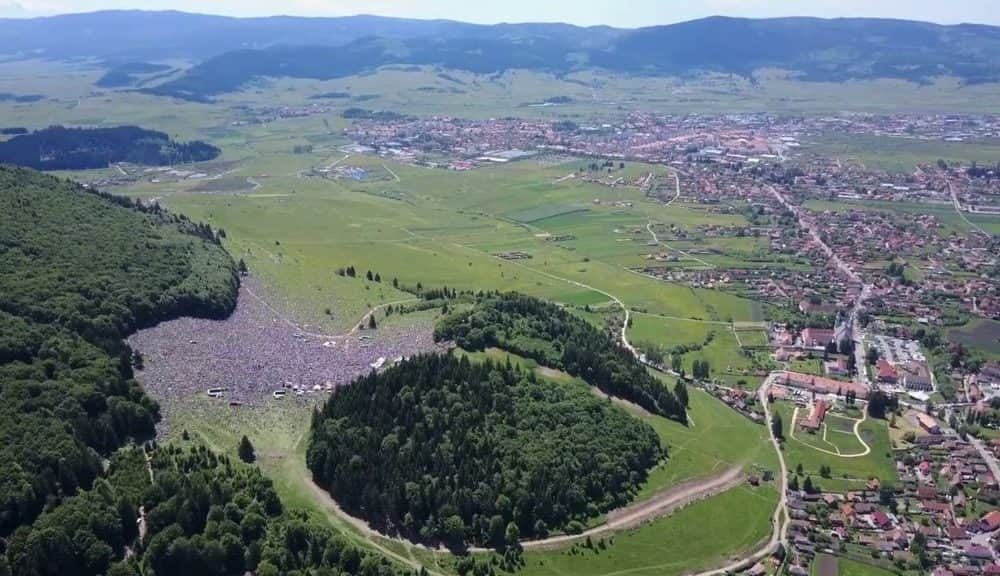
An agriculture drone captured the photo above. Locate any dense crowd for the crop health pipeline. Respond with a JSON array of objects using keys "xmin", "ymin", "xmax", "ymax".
[{"xmin": 128, "ymin": 276, "xmax": 443, "ymax": 421}]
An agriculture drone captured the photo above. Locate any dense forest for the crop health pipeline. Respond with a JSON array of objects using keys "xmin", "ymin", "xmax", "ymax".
[
  {"xmin": 0, "ymin": 166, "xmax": 238, "ymax": 543},
  {"xmin": 7, "ymin": 444, "xmax": 406, "ymax": 576},
  {"xmin": 0, "ymin": 167, "xmax": 415, "ymax": 576},
  {"xmin": 0, "ymin": 126, "xmax": 220, "ymax": 170},
  {"xmin": 96, "ymin": 62, "xmax": 174, "ymax": 88},
  {"xmin": 308, "ymin": 353, "xmax": 662, "ymax": 550},
  {"xmin": 435, "ymin": 293, "xmax": 687, "ymax": 422}
]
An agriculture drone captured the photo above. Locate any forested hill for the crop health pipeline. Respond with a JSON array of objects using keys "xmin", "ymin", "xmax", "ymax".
[
  {"xmin": 0, "ymin": 167, "xmax": 413, "ymax": 576},
  {"xmin": 0, "ymin": 126, "xmax": 220, "ymax": 171},
  {"xmin": 435, "ymin": 293, "xmax": 688, "ymax": 422},
  {"xmin": 0, "ymin": 165, "xmax": 235, "ymax": 549},
  {"xmin": 307, "ymin": 353, "xmax": 662, "ymax": 550}
]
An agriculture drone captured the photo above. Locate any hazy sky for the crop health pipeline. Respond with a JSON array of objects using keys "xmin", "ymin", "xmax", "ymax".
[{"xmin": 1, "ymin": 0, "xmax": 998, "ymax": 26}]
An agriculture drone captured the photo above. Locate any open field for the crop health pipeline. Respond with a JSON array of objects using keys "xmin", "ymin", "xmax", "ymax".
[
  {"xmin": 150, "ymin": 153, "xmax": 766, "ymax": 332},
  {"xmin": 808, "ymin": 133, "xmax": 1000, "ymax": 173},
  {"xmin": 948, "ymin": 318, "xmax": 1000, "ymax": 358},
  {"xmin": 636, "ymin": 386, "xmax": 779, "ymax": 499},
  {"xmin": 201, "ymin": 67, "xmax": 1000, "ymax": 118},
  {"xmin": 628, "ymin": 313, "xmax": 717, "ymax": 351},
  {"xmin": 832, "ymin": 556, "xmax": 904, "ymax": 576}
]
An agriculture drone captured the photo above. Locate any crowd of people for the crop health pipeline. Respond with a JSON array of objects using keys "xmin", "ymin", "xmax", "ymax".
[{"xmin": 127, "ymin": 276, "xmax": 441, "ymax": 422}]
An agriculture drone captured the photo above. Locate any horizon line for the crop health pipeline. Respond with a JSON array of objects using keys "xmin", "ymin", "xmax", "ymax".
[{"xmin": 0, "ymin": 8, "xmax": 992, "ymax": 29}]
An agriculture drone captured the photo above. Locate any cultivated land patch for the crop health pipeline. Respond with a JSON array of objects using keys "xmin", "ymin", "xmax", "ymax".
[
  {"xmin": 948, "ymin": 318, "xmax": 1000, "ymax": 358},
  {"xmin": 504, "ymin": 203, "xmax": 589, "ymax": 223},
  {"xmin": 814, "ymin": 553, "xmax": 839, "ymax": 576}
]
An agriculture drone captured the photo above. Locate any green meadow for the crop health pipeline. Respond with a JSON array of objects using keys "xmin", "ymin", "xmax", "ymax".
[{"xmin": 519, "ymin": 484, "xmax": 778, "ymax": 576}]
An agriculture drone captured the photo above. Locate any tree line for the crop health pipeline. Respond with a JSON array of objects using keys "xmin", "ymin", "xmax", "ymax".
[
  {"xmin": 434, "ymin": 293, "xmax": 687, "ymax": 422},
  {"xmin": 0, "ymin": 126, "xmax": 220, "ymax": 170}
]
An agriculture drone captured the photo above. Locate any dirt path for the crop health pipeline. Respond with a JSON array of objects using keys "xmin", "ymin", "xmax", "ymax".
[
  {"xmin": 949, "ymin": 181, "xmax": 990, "ymax": 237},
  {"xmin": 304, "ymin": 480, "xmax": 448, "ymax": 576},
  {"xmin": 305, "ymin": 466, "xmax": 744, "ymax": 555},
  {"xmin": 383, "ymin": 163, "xmax": 401, "ymax": 182},
  {"xmin": 519, "ymin": 466, "xmax": 745, "ymax": 551}
]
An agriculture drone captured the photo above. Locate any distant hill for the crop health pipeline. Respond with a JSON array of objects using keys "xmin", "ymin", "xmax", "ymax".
[
  {"xmin": 597, "ymin": 17, "xmax": 1000, "ymax": 83},
  {"xmin": 0, "ymin": 10, "xmax": 620, "ymax": 61},
  {"xmin": 1, "ymin": 11, "xmax": 999, "ymax": 99},
  {"xmin": 0, "ymin": 125, "xmax": 220, "ymax": 170}
]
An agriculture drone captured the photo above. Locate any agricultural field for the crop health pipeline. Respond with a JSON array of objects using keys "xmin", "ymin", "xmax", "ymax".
[
  {"xmin": 811, "ymin": 554, "xmax": 906, "ymax": 576},
  {"xmin": 808, "ymin": 133, "xmax": 1000, "ymax": 173},
  {"xmin": 948, "ymin": 318, "xmax": 1000, "ymax": 359}
]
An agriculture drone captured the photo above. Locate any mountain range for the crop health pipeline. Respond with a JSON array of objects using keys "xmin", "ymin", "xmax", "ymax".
[{"xmin": 1, "ymin": 11, "xmax": 999, "ymax": 100}]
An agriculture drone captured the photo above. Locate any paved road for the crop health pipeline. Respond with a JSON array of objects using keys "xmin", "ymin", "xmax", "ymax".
[
  {"xmin": 766, "ymin": 184, "xmax": 873, "ymax": 388},
  {"xmin": 971, "ymin": 436, "xmax": 1000, "ymax": 481}
]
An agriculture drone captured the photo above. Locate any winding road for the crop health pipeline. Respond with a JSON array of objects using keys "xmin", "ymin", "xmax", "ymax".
[{"xmin": 693, "ymin": 373, "xmax": 790, "ymax": 576}]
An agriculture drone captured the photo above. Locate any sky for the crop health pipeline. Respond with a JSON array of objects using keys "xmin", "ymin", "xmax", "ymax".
[{"xmin": 0, "ymin": 0, "xmax": 998, "ymax": 26}]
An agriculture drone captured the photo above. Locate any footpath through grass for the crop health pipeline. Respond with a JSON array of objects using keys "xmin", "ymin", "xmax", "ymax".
[{"xmin": 519, "ymin": 484, "xmax": 778, "ymax": 576}]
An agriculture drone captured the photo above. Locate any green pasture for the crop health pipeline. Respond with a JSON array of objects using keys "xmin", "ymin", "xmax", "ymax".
[
  {"xmin": 636, "ymin": 387, "xmax": 779, "ymax": 499},
  {"xmin": 629, "ymin": 313, "xmax": 718, "ymax": 351},
  {"xmin": 808, "ymin": 133, "xmax": 1000, "ymax": 173},
  {"xmin": 155, "ymin": 152, "xmax": 766, "ymax": 330},
  {"xmin": 519, "ymin": 484, "xmax": 778, "ymax": 576}
]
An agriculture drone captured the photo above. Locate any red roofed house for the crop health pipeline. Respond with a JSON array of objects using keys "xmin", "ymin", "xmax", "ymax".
[
  {"xmin": 800, "ymin": 399, "xmax": 830, "ymax": 432},
  {"xmin": 877, "ymin": 359, "xmax": 899, "ymax": 385},
  {"xmin": 801, "ymin": 328, "xmax": 836, "ymax": 348},
  {"xmin": 871, "ymin": 510, "xmax": 892, "ymax": 530},
  {"xmin": 981, "ymin": 510, "xmax": 1000, "ymax": 532}
]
